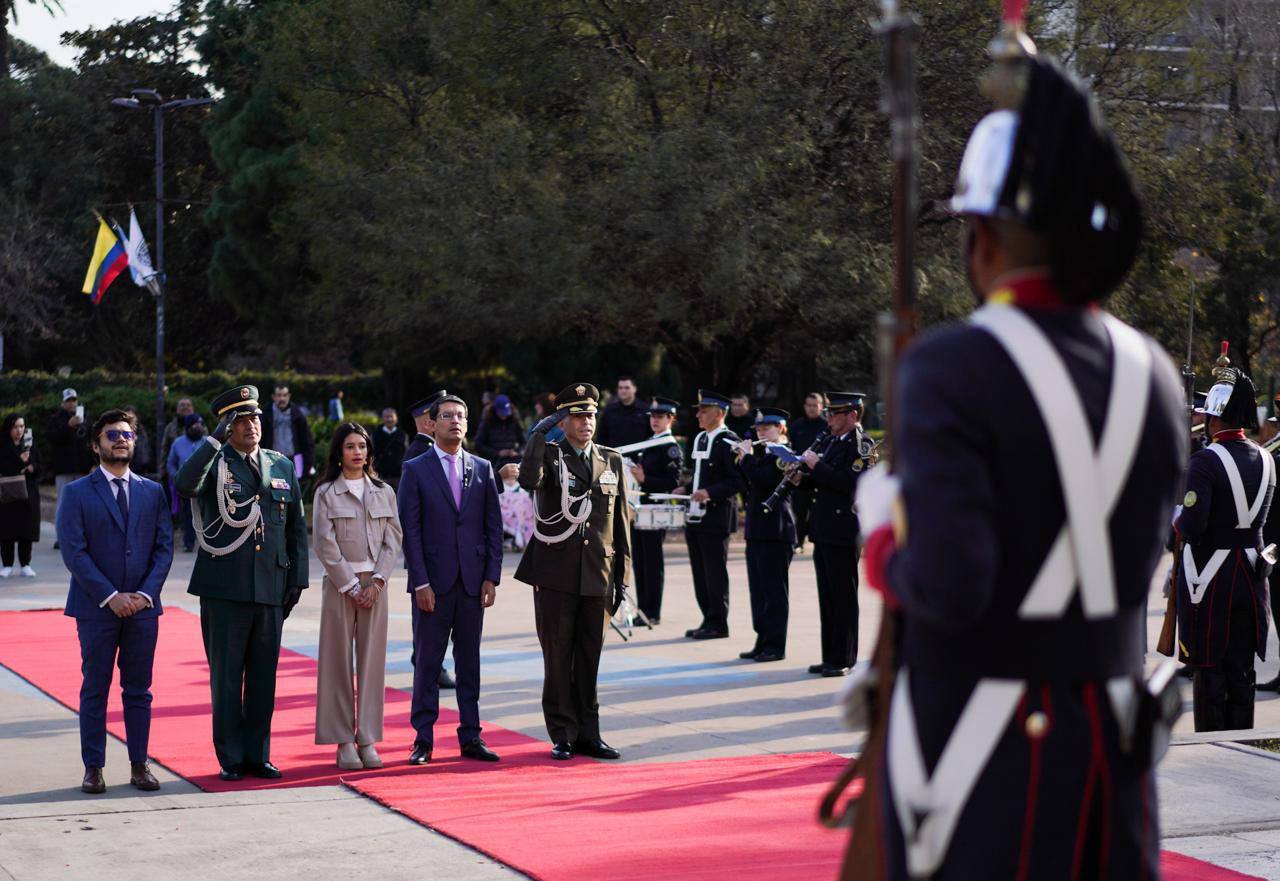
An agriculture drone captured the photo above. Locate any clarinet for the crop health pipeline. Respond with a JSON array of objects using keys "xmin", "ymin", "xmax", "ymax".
[{"xmin": 761, "ymin": 430, "xmax": 830, "ymax": 513}]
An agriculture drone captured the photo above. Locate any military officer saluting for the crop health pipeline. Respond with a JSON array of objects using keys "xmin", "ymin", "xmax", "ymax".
[
  {"xmin": 516, "ymin": 383, "xmax": 631, "ymax": 762},
  {"xmin": 628, "ymin": 397, "xmax": 684, "ymax": 624},
  {"xmin": 674, "ymin": 390, "xmax": 745, "ymax": 640},
  {"xmin": 1176, "ymin": 365, "xmax": 1274, "ymax": 730},
  {"xmin": 799, "ymin": 391, "xmax": 873, "ymax": 676},
  {"xmin": 175, "ymin": 385, "xmax": 309, "ymax": 781}
]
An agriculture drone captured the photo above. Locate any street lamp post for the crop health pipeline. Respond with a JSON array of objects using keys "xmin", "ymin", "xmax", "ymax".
[{"xmin": 110, "ymin": 89, "xmax": 214, "ymax": 469}]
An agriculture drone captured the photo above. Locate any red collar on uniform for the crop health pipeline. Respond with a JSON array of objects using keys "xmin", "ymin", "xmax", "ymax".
[
  {"xmin": 1212, "ymin": 429, "xmax": 1246, "ymax": 442},
  {"xmin": 986, "ymin": 269, "xmax": 1094, "ymax": 311}
]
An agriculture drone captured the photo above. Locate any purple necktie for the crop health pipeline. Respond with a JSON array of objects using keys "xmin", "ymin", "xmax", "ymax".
[{"xmin": 445, "ymin": 453, "xmax": 462, "ymax": 508}]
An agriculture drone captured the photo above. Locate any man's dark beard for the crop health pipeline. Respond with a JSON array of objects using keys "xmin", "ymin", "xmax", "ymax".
[
  {"xmin": 186, "ymin": 426, "xmax": 206, "ymax": 440},
  {"xmin": 99, "ymin": 448, "xmax": 133, "ymax": 466}
]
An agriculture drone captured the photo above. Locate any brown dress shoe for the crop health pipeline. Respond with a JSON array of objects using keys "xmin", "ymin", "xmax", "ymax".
[
  {"xmin": 81, "ymin": 766, "xmax": 106, "ymax": 794},
  {"xmin": 130, "ymin": 762, "xmax": 160, "ymax": 791}
]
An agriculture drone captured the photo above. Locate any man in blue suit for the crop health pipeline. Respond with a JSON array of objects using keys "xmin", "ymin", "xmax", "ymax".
[
  {"xmin": 398, "ymin": 393, "xmax": 504, "ymax": 764},
  {"xmin": 57, "ymin": 409, "xmax": 173, "ymax": 794}
]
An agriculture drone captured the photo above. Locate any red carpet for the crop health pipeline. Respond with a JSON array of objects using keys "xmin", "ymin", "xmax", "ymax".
[{"xmin": 0, "ymin": 609, "xmax": 1263, "ymax": 881}]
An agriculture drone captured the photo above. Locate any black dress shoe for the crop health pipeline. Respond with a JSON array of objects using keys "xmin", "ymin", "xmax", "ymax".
[
  {"xmin": 821, "ymin": 666, "xmax": 851, "ymax": 678},
  {"xmin": 460, "ymin": 738, "xmax": 500, "ymax": 762},
  {"xmin": 438, "ymin": 668, "xmax": 457, "ymax": 689},
  {"xmin": 217, "ymin": 766, "xmax": 243, "ymax": 781},
  {"xmin": 81, "ymin": 766, "xmax": 106, "ymax": 794},
  {"xmin": 243, "ymin": 761, "xmax": 282, "ymax": 779},
  {"xmin": 690, "ymin": 627, "xmax": 729, "ymax": 640},
  {"xmin": 738, "ymin": 647, "xmax": 762, "ymax": 660},
  {"xmin": 550, "ymin": 741, "xmax": 574, "ymax": 760},
  {"xmin": 754, "ymin": 650, "xmax": 785, "ymax": 663},
  {"xmin": 808, "ymin": 664, "xmax": 826, "ymax": 675},
  {"xmin": 1257, "ymin": 675, "xmax": 1280, "ymax": 692},
  {"xmin": 574, "ymin": 738, "xmax": 621, "ymax": 760},
  {"xmin": 684, "ymin": 627, "xmax": 701, "ymax": 638},
  {"xmin": 408, "ymin": 743, "xmax": 433, "ymax": 765}
]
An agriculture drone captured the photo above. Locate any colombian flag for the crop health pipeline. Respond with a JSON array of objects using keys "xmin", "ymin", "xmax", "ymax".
[{"xmin": 81, "ymin": 216, "xmax": 128, "ymax": 305}]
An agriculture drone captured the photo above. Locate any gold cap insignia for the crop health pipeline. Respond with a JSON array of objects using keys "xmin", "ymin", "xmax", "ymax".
[
  {"xmin": 576, "ymin": 385, "xmax": 585, "ymax": 396},
  {"xmin": 240, "ymin": 387, "xmax": 250, "ymax": 399}
]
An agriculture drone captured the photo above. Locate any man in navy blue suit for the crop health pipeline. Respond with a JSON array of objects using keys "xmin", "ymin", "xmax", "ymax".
[
  {"xmin": 398, "ymin": 393, "xmax": 503, "ymax": 765},
  {"xmin": 57, "ymin": 409, "xmax": 173, "ymax": 794}
]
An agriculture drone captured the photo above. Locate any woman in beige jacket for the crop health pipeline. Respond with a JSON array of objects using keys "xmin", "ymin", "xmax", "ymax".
[{"xmin": 311, "ymin": 423, "xmax": 403, "ymax": 770}]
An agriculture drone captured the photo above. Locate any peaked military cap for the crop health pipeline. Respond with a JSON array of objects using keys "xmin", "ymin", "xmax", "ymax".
[
  {"xmin": 555, "ymin": 382, "xmax": 599, "ymax": 414},
  {"xmin": 410, "ymin": 389, "xmax": 448, "ymax": 418},
  {"xmin": 824, "ymin": 392, "xmax": 865, "ymax": 413},
  {"xmin": 647, "ymin": 397, "xmax": 680, "ymax": 415},
  {"xmin": 211, "ymin": 384, "xmax": 262, "ymax": 420},
  {"xmin": 696, "ymin": 389, "xmax": 731, "ymax": 410},
  {"xmin": 951, "ymin": 55, "xmax": 1141, "ymax": 301},
  {"xmin": 754, "ymin": 407, "xmax": 790, "ymax": 424}
]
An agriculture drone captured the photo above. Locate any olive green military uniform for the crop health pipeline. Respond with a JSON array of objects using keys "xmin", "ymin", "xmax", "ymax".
[
  {"xmin": 174, "ymin": 388, "xmax": 308, "ymax": 772},
  {"xmin": 515, "ymin": 384, "xmax": 631, "ymax": 746}
]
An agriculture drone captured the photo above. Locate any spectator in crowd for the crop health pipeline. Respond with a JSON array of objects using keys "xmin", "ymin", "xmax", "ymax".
[
  {"xmin": 372, "ymin": 407, "xmax": 409, "ymax": 491},
  {"xmin": 595, "ymin": 376, "xmax": 649, "ymax": 448},
  {"xmin": 789, "ymin": 392, "xmax": 827, "ymax": 553},
  {"xmin": 259, "ymin": 384, "xmax": 315, "ymax": 479},
  {"xmin": 162, "ymin": 398, "xmax": 196, "ymax": 465},
  {"xmin": 57, "ymin": 408, "xmax": 172, "ymax": 794},
  {"xmin": 49, "ymin": 388, "xmax": 90, "ymax": 547},
  {"xmin": 311, "ymin": 423, "xmax": 402, "ymax": 771},
  {"xmin": 0, "ymin": 413, "xmax": 40, "ymax": 577},
  {"xmin": 475, "ymin": 395, "xmax": 525, "ymax": 469},
  {"xmin": 725, "ymin": 392, "xmax": 755, "ymax": 438},
  {"xmin": 532, "ymin": 393, "xmax": 564, "ymax": 443},
  {"xmin": 166, "ymin": 414, "xmax": 206, "ymax": 552},
  {"xmin": 328, "ymin": 390, "xmax": 345, "ymax": 423},
  {"xmin": 124, "ymin": 407, "xmax": 152, "ymax": 477}
]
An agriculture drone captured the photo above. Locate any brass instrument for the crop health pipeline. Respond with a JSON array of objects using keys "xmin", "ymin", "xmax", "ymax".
[{"xmin": 761, "ymin": 431, "xmax": 830, "ymax": 514}]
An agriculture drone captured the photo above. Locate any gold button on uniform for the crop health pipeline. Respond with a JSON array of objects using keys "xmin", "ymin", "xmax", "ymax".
[
  {"xmin": 1025, "ymin": 711, "xmax": 1049, "ymax": 739},
  {"xmin": 255, "ymin": 545, "xmax": 262, "ymax": 551},
  {"xmin": 583, "ymin": 539, "xmax": 589, "ymax": 546}
]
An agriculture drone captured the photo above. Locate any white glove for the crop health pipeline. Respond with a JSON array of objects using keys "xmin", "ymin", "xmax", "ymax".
[
  {"xmin": 854, "ymin": 466, "xmax": 901, "ymax": 542},
  {"xmin": 837, "ymin": 663, "xmax": 878, "ymax": 731},
  {"xmin": 1171, "ymin": 504, "xmax": 1183, "ymax": 527}
]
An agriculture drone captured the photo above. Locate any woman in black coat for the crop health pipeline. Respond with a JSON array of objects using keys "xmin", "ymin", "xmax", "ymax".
[{"xmin": 0, "ymin": 413, "xmax": 41, "ymax": 577}]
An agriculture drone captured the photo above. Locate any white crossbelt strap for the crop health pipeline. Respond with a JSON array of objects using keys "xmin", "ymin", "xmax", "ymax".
[
  {"xmin": 970, "ymin": 306, "xmax": 1151, "ymax": 619},
  {"xmin": 1182, "ymin": 545, "xmax": 1256, "ymax": 605},
  {"xmin": 888, "ymin": 671, "xmax": 1025, "ymax": 879},
  {"xmin": 1205, "ymin": 442, "xmax": 1274, "ymax": 528}
]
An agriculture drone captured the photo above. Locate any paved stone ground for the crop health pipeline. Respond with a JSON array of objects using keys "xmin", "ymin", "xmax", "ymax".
[{"xmin": 2, "ymin": 520, "xmax": 1279, "ymax": 879}]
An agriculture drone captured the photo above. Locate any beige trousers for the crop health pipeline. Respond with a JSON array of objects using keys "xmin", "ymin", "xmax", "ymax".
[{"xmin": 315, "ymin": 573, "xmax": 388, "ymax": 745}]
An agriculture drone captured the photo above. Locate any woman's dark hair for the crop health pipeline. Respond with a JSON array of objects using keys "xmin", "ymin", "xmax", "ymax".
[
  {"xmin": 2, "ymin": 413, "xmax": 25, "ymax": 440},
  {"xmin": 318, "ymin": 422, "xmax": 384, "ymax": 488},
  {"xmin": 91, "ymin": 408, "xmax": 135, "ymax": 443}
]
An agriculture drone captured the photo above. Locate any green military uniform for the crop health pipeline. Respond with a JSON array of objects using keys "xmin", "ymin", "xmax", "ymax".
[
  {"xmin": 174, "ymin": 385, "xmax": 308, "ymax": 775},
  {"xmin": 516, "ymin": 383, "xmax": 631, "ymax": 752}
]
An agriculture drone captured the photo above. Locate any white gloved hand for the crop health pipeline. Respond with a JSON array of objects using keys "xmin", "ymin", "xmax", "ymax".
[
  {"xmin": 854, "ymin": 466, "xmax": 901, "ymax": 542},
  {"xmin": 837, "ymin": 663, "xmax": 878, "ymax": 731},
  {"xmin": 1171, "ymin": 504, "xmax": 1183, "ymax": 527}
]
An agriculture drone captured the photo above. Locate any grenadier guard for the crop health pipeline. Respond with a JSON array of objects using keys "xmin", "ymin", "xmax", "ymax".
[
  {"xmin": 799, "ymin": 391, "xmax": 873, "ymax": 677},
  {"xmin": 1175, "ymin": 367, "xmax": 1274, "ymax": 729},
  {"xmin": 516, "ymin": 383, "xmax": 631, "ymax": 762},
  {"xmin": 175, "ymin": 385, "xmax": 309, "ymax": 781},
  {"xmin": 853, "ymin": 54, "xmax": 1187, "ymax": 878},
  {"xmin": 735, "ymin": 407, "xmax": 795, "ymax": 663},
  {"xmin": 674, "ymin": 390, "xmax": 745, "ymax": 640},
  {"xmin": 628, "ymin": 397, "xmax": 684, "ymax": 624}
]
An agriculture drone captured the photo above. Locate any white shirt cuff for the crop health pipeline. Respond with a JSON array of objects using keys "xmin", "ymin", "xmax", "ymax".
[
  {"xmin": 340, "ymin": 577, "xmax": 361, "ymax": 594},
  {"xmin": 138, "ymin": 592, "xmax": 154, "ymax": 608},
  {"xmin": 99, "ymin": 590, "xmax": 118, "ymax": 608},
  {"xmin": 414, "ymin": 584, "xmax": 431, "ymax": 592}
]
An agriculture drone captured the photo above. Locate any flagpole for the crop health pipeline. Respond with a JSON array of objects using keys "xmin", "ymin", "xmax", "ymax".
[{"xmin": 110, "ymin": 90, "xmax": 213, "ymax": 471}]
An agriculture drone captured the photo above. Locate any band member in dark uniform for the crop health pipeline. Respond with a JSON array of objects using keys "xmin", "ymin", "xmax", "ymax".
[
  {"xmin": 799, "ymin": 391, "xmax": 872, "ymax": 677},
  {"xmin": 788, "ymin": 393, "xmax": 827, "ymax": 553},
  {"xmin": 516, "ymin": 383, "xmax": 631, "ymax": 761},
  {"xmin": 628, "ymin": 398, "xmax": 684, "ymax": 624},
  {"xmin": 855, "ymin": 54, "xmax": 1186, "ymax": 879},
  {"xmin": 735, "ymin": 408, "xmax": 795, "ymax": 663},
  {"xmin": 1176, "ymin": 369, "xmax": 1274, "ymax": 729},
  {"xmin": 673, "ymin": 390, "xmax": 745, "ymax": 640}
]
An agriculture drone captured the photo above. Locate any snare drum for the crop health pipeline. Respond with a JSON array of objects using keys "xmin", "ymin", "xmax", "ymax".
[{"xmin": 634, "ymin": 504, "xmax": 687, "ymax": 531}]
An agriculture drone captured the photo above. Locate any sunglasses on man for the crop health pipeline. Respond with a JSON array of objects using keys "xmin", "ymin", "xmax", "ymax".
[{"xmin": 103, "ymin": 429, "xmax": 136, "ymax": 442}]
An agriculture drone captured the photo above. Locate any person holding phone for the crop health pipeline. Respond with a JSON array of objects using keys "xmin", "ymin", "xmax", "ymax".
[{"xmin": 0, "ymin": 413, "xmax": 40, "ymax": 577}]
